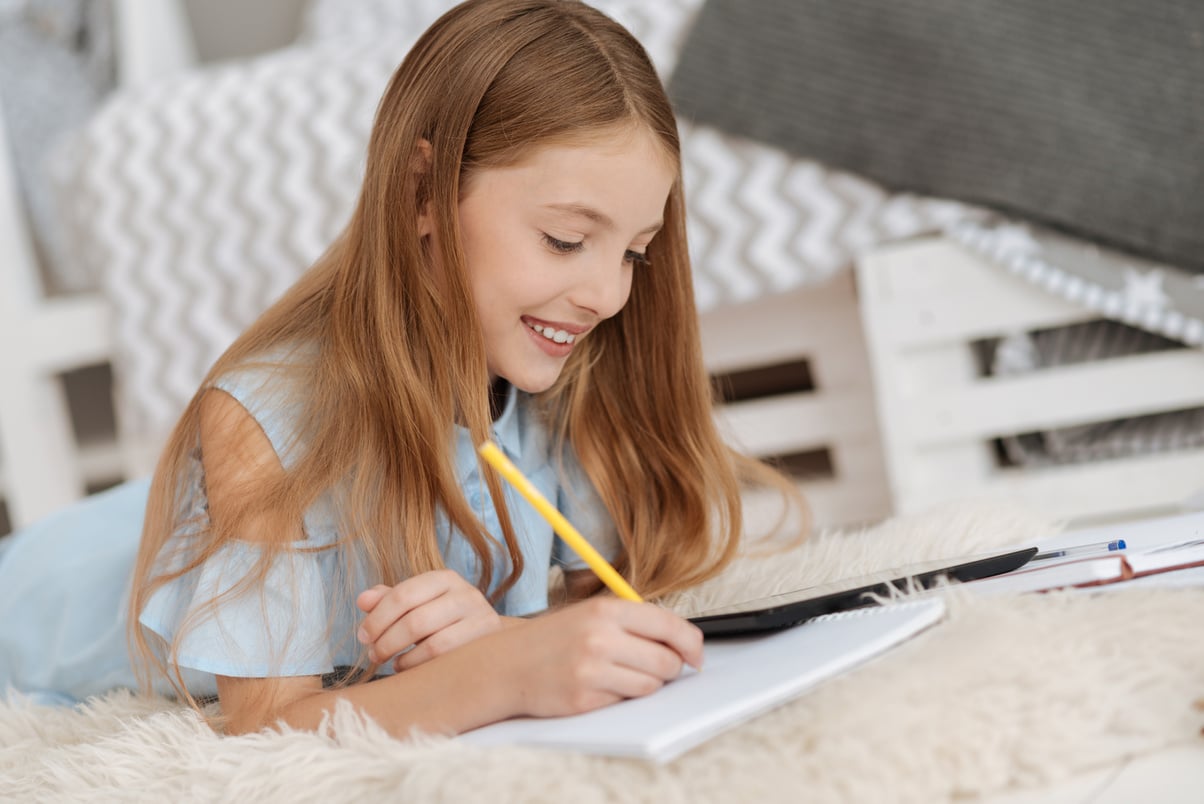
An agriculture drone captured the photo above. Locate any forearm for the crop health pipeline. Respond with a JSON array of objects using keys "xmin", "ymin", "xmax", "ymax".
[
  {"xmin": 272, "ymin": 635, "xmax": 519, "ymax": 738},
  {"xmin": 222, "ymin": 599, "xmax": 703, "ymax": 738}
]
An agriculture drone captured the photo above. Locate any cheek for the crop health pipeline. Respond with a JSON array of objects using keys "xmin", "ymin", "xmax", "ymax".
[
  {"xmin": 459, "ymin": 238, "xmax": 500, "ymax": 305},
  {"xmin": 614, "ymin": 267, "xmax": 636, "ymax": 313},
  {"xmin": 462, "ymin": 222, "xmax": 524, "ymax": 292}
]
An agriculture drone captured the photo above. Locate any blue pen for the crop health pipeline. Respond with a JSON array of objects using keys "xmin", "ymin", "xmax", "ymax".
[{"xmin": 1031, "ymin": 539, "xmax": 1126, "ymax": 562}]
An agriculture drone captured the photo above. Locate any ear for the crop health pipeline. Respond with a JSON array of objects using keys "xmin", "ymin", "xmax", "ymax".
[{"xmin": 414, "ymin": 139, "xmax": 435, "ymax": 237}]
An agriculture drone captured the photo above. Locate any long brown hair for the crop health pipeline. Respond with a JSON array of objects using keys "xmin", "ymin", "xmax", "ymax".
[{"xmin": 129, "ymin": 0, "xmax": 808, "ymax": 699}]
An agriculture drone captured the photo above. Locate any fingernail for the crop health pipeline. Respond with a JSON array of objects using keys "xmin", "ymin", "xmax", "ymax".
[{"xmin": 357, "ymin": 628, "xmax": 368, "ymax": 643}]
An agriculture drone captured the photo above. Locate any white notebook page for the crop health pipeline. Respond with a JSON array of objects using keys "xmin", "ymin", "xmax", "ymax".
[{"xmin": 459, "ymin": 598, "xmax": 946, "ymax": 762}]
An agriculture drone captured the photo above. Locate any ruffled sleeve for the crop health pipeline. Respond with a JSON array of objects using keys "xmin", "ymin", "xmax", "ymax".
[
  {"xmin": 138, "ymin": 540, "xmax": 339, "ymax": 677},
  {"xmin": 137, "ymin": 358, "xmax": 352, "ymax": 678}
]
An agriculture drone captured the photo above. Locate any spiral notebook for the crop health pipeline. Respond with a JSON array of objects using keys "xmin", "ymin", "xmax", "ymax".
[{"xmin": 459, "ymin": 598, "xmax": 946, "ymax": 762}]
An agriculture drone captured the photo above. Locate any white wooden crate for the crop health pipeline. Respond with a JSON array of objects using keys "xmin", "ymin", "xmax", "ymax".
[
  {"xmin": 856, "ymin": 237, "xmax": 1204, "ymax": 525},
  {"xmin": 0, "ymin": 103, "xmax": 126, "ymax": 529},
  {"xmin": 0, "ymin": 0, "xmax": 196, "ymax": 531},
  {"xmin": 699, "ymin": 272, "xmax": 892, "ymax": 529}
]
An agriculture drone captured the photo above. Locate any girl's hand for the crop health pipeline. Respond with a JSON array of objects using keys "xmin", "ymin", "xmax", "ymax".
[
  {"xmin": 356, "ymin": 569, "xmax": 503, "ymax": 671},
  {"xmin": 498, "ymin": 597, "xmax": 704, "ymax": 718}
]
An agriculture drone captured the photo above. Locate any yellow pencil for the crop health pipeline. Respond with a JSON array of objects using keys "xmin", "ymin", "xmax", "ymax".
[{"xmin": 477, "ymin": 440, "xmax": 643, "ymax": 603}]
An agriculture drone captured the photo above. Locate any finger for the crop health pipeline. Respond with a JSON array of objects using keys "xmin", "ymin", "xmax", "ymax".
[
  {"xmin": 612, "ymin": 602, "xmax": 706, "ymax": 669},
  {"xmin": 607, "ymin": 635, "xmax": 687, "ymax": 683},
  {"xmin": 355, "ymin": 585, "xmax": 391, "ymax": 613},
  {"xmin": 357, "ymin": 571, "xmax": 459, "ymax": 643},
  {"xmin": 392, "ymin": 617, "xmax": 486, "ymax": 671},
  {"xmin": 596, "ymin": 663, "xmax": 672, "ymax": 701},
  {"xmin": 369, "ymin": 592, "xmax": 468, "ymax": 662}
]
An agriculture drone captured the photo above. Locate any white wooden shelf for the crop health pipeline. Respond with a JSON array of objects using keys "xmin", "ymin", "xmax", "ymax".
[{"xmin": 0, "ymin": 0, "xmax": 196, "ymax": 531}]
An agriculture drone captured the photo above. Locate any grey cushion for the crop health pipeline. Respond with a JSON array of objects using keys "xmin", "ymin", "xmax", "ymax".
[{"xmin": 669, "ymin": 0, "xmax": 1204, "ymax": 272}]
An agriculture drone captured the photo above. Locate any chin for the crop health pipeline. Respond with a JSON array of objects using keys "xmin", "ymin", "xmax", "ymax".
[
  {"xmin": 501, "ymin": 366, "xmax": 563, "ymax": 395},
  {"xmin": 508, "ymin": 376, "xmax": 558, "ymax": 395}
]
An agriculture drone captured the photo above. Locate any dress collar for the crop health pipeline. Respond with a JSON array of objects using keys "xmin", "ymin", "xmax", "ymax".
[{"xmin": 454, "ymin": 382, "xmax": 522, "ymax": 483}]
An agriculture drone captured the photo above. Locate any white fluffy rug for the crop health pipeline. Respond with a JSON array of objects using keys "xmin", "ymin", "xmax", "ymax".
[{"xmin": 3, "ymin": 503, "xmax": 1203, "ymax": 803}]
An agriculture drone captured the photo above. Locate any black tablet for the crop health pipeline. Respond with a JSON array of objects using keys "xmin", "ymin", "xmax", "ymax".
[{"xmin": 689, "ymin": 546, "xmax": 1038, "ymax": 637}]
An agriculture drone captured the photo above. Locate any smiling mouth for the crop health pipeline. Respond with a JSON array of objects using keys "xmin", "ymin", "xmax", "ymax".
[{"xmin": 528, "ymin": 322, "xmax": 577, "ymax": 344}]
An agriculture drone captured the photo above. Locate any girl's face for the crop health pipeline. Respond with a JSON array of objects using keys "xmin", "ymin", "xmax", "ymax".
[{"xmin": 455, "ymin": 126, "xmax": 676, "ymax": 393}]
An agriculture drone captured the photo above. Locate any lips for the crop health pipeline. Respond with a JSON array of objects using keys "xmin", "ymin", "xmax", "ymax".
[
  {"xmin": 522, "ymin": 316, "xmax": 589, "ymax": 358},
  {"xmin": 522, "ymin": 316, "xmax": 591, "ymax": 344}
]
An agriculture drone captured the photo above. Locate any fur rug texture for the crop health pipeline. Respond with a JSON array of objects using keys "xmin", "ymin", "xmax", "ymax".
[{"xmin": 3, "ymin": 502, "xmax": 1203, "ymax": 803}]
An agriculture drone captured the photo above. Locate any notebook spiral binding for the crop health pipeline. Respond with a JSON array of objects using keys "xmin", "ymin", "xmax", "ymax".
[{"xmin": 811, "ymin": 598, "xmax": 939, "ymax": 624}]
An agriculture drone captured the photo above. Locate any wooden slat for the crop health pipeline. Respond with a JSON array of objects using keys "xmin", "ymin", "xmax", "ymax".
[
  {"xmin": 112, "ymin": 0, "xmax": 198, "ymax": 86},
  {"xmin": 77, "ymin": 438, "xmax": 129, "ymax": 486},
  {"xmin": 716, "ymin": 390, "xmax": 878, "ymax": 456},
  {"xmin": 900, "ymin": 449, "xmax": 1204, "ymax": 525},
  {"xmin": 861, "ymin": 240, "xmax": 1095, "ymax": 347},
  {"xmin": 26, "ymin": 298, "xmax": 114, "ymax": 372},
  {"xmin": 0, "ymin": 372, "xmax": 86, "ymax": 526},
  {"xmin": 904, "ymin": 350, "xmax": 1204, "ymax": 443},
  {"xmin": 741, "ymin": 476, "xmax": 892, "ymax": 533},
  {"xmin": 700, "ymin": 273, "xmax": 859, "ymax": 373}
]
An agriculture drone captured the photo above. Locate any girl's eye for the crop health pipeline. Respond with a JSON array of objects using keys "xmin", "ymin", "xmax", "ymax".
[
  {"xmin": 543, "ymin": 234, "xmax": 583, "ymax": 254},
  {"xmin": 624, "ymin": 250, "xmax": 650, "ymax": 267}
]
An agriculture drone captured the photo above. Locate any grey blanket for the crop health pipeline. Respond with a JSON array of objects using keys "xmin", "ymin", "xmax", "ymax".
[{"xmin": 669, "ymin": 0, "xmax": 1204, "ymax": 273}]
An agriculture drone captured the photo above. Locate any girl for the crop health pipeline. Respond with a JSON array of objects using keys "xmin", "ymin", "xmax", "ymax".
[{"xmin": 0, "ymin": 0, "xmax": 805, "ymax": 737}]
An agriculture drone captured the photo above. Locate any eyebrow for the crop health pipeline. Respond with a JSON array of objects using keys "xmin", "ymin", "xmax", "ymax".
[{"xmin": 543, "ymin": 203, "xmax": 663, "ymax": 236}]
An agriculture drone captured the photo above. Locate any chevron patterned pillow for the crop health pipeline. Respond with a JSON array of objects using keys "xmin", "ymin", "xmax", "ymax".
[
  {"xmin": 679, "ymin": 121, "xmax": 977, "ymax": 310},
  {"xmin": 55, "ymin": 39, "xmax": 406, "ymax": 453}
]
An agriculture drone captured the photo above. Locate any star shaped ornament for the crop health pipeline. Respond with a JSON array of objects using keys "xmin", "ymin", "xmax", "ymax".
[{"xmin": 1121, "ymin": 267, "xmax": 1170, "ymax": 310}]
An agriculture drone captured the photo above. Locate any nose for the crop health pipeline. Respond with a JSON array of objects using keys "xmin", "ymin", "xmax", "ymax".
[{"xmin": 568, "ymin": 257, "xmax": 633, "ymax": 320}]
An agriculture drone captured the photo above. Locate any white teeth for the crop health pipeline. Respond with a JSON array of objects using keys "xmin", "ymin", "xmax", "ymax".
[{"xmin": 530, "ymin": 323, "xmax": 576, "ymax": 344}]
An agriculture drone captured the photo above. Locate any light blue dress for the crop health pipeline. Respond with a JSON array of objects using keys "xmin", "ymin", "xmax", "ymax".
[{"xmin": 0, "ymin": 366, "xmax": 618, "ymax": 705}]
